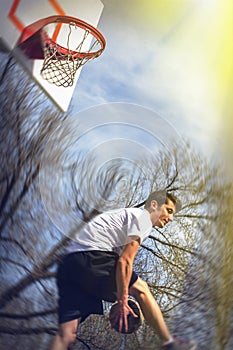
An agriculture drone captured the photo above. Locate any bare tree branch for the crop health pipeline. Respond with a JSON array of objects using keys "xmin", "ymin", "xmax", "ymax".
[
  {"xmin": 0, "ymin": 326, "xmax": 57, "ymax": 335},
  {"xmin": 140, "ymin": 244, "xmax": 187, "ymax": 274},
  {"xmin": 148, "ymin": 235, "xmax": 198, "ymax": 256},
  {"xmin": 0, "ymin": 308, "xmax": 57, "ymax": 320}
]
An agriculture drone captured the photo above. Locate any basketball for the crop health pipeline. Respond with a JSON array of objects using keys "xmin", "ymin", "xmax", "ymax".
[{"xmin": 109, "ymin": 297, "xmax": 144, "ymax": 334}]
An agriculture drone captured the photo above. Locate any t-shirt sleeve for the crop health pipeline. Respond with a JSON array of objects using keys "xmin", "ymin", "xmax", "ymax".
[{"xmin": 127, "ymin": 209, "xmax": 152, "ymax": 244}]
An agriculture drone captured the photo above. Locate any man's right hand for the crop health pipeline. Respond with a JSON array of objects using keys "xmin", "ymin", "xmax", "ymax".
[{"xmin": 109, "ymin": 298, "xmax": 138, "ymax": 333}]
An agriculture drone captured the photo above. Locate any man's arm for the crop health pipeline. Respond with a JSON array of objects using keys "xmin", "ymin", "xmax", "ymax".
[
  {"xmin": 116, "ymin": 238, "xmax": 140, "ymax": 302},
  {"xmin": 110, "ymin": 238, "xmax": 140, "ymax": 333}
]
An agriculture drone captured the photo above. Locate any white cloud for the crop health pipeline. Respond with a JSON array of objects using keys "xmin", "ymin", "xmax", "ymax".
[{"xmin": 71, "ymin": 1, "xmax": 222, "ymax": 159}]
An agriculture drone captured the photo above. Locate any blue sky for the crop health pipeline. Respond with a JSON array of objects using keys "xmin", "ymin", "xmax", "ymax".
[
  {"xmin": 39, "ymin": 0, "xmax": 233, "ymax": 236},
  {"xmin": 68, "ymin": 0, "xmax": 232, "ymax": 167},
  {"xmin": 39, "ymin": 103, "xmax": 183, "ymax": 233}
]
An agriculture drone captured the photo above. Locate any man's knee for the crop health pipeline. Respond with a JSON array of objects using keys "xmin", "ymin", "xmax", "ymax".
[
  {"xmin": 129, "ymin": 277, "xmax": 150, "ymax": 300},
  {"xmin": 58, "ymin": 320, "xmax": 78, "ymax": 346}
]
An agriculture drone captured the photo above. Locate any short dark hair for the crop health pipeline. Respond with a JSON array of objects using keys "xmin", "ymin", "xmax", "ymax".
[{"xmin": 144, "ymin": 190, "xmax": 181, "ymax": 212}]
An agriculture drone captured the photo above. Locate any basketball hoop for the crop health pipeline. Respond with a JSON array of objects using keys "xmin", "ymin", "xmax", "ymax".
[{"xmin": 17, "ymin": 15, "xmax": 106, "ymax": 87}]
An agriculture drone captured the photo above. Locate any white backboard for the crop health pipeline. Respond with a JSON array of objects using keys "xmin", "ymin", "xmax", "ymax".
[{"xmin": 0, "ymin": 0, "xmax": 104, "ymax": 111}]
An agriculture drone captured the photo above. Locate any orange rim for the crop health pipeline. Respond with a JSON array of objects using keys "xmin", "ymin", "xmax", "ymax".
[{"xmin": 17, "ymin": 15, "xmax": 106, "ymax": 59}]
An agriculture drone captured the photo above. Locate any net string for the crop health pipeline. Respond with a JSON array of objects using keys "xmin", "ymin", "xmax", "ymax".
[{"xmin": 40, "ymin": 21, "xmax": 101, "ymax": 87}]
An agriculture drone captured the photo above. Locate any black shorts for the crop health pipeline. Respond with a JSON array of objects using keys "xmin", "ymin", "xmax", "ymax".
[{"xmin": 57, "ymin": 251, "xmax": 138, "ymax": 324}]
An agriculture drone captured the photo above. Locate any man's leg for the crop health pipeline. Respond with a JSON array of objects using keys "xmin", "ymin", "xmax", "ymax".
[
  {"xmin": 129, "ymin": 277, "xmax": 172, "ymax": 343},
  {"xmin": 50, "ymin": 319, "xmax": 79, "ymax": 350}
]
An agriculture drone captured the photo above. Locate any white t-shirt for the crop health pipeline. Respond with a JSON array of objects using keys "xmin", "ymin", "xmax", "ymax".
[{"xmin": 67, "ymin": 208, "xmax": 152, "ymax": 255}]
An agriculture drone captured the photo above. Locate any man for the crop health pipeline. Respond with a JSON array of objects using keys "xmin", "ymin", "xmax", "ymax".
[{"xmin": 50, "ymin": 190, "xmax": 197, "ymax": 350}]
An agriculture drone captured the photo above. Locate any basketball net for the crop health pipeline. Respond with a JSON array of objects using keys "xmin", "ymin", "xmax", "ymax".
[{"xmin": 40, "ymin": 21, "xmax": 104, "ymax": 87}]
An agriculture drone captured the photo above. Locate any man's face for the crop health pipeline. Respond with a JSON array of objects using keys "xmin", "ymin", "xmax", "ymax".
[{"xmin": 150, "ymin": 199, "xmax": 176, "ymax": 228}]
